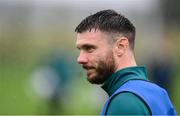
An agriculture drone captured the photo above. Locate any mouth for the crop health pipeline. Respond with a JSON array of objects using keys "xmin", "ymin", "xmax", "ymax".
[
  {"xmin": 86, "ymin": 68, "xmax": 94, "ymax": 77},
  {"xmin": 82, "ymin": 65, "xmax": 96, "ymax": 77},
  {"xmin": 83, "ymin": 65, "xmax": 91, "ymax": 70}
]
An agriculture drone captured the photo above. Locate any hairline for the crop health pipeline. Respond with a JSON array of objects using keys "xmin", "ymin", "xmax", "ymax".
[{"xmin": 77, "ymin": 28, "xmax": 131, "ymax": 47}]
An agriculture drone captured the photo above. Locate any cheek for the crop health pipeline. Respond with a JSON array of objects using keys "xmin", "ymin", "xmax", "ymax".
[
  {"xmin": 94, "ymin": 54, "xmax": 108, "ymax": 65},
  {"xmin": 88, "ymin": 54, "xmax": 102, "ymax": 68},
  {"xmin": 89, "ymin": 49, "xmax": 111, "ymax": 65}
]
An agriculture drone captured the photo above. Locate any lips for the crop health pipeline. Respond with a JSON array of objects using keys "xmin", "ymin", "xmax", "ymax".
[
  {"xmin": 82, "ymin": 65, "xmax": 96, "ymax": 77},
  {"xmin": 86, "ymin": 68, "xmax": 95, "ymax": 77},
  {"xmin": 87, "ymin": 70, "xmax": 91, "ymax": 77},
  {"xmin": 83, "ymin": 65, "xmax": 93, "ymax": 70}
]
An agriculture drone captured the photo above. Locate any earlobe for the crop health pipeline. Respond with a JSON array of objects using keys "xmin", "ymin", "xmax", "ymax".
[{"xmin": 114, "ymin": 37, "xmax": 129, "ymax": 56}]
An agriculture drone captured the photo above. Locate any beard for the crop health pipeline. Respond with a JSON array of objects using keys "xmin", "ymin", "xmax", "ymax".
[{"xmin": 84, "ymin": 51, "xmax": 116, "ymax": 84}]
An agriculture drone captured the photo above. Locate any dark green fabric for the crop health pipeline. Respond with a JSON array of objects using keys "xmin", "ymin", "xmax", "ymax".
[
  {"xmin": 106, "ymin": 92, "xmax": 150, "ymax": 115},
  {"xmin": 101, "ymin": 66, "xmax": 150, "ymax": 115}
]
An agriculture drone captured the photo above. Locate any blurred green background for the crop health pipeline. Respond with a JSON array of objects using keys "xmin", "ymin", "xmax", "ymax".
[{"xmin": 0, "ymin": 0, "xmax": 180, "ymax": 115}]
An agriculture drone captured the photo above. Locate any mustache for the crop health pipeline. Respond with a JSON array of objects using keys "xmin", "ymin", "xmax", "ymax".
[{"xmin": 82, "ymin": 65, "xmax": 94, "ymax": 70}]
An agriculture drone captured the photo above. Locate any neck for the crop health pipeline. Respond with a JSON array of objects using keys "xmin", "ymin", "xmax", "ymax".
[{"xmin": 115, "ymin": 51, "xmax": 137, "ymax": 72}]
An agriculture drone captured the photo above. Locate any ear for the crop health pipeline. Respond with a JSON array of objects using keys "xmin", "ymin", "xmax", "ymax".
[{"xmin": 114, "ymin": 36, "xmax": 129, "ymax": 56}]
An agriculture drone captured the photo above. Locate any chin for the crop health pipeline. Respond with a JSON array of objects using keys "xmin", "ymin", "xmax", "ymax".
[{"xmin": 87, "ymin": 75, "xmax": 104, "ymax": 84}]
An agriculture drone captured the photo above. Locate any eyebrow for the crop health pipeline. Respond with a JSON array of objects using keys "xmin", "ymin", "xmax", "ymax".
[{"xmin": 76, "ymin": 44, "xmax": 96, "ymax": 50}]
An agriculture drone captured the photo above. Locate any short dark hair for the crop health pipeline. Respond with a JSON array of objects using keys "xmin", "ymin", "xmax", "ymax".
[{"xmin": 75, "ymin": 9, "xmax": 136, "ymax": 50}]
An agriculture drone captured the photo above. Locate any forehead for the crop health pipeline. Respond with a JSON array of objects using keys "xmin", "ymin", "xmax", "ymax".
[{"xmin": 76, "ymin": 30, "xmax": 109, "ymax": 47}]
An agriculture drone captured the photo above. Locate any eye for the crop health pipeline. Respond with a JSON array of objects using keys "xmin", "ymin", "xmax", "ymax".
[{"xmin": 83, "ymin": 45, "xmax": 96, "ymax": 53}]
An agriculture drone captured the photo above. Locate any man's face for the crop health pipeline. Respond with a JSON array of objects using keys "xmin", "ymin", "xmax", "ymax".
[{"xmin": 76, "ymin": 29, "xmax": 116, "ymax": 84}]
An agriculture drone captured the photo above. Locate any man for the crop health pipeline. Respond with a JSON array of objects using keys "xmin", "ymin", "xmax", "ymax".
[{"xmin": 75, "ymin": 9, "xmax": 176, "ymax": 115}]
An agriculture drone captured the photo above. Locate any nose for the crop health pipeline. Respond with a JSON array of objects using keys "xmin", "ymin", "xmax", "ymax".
[{"xmin": 77, "ymin": 51, "xmax": 88, "ymax": 64}]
